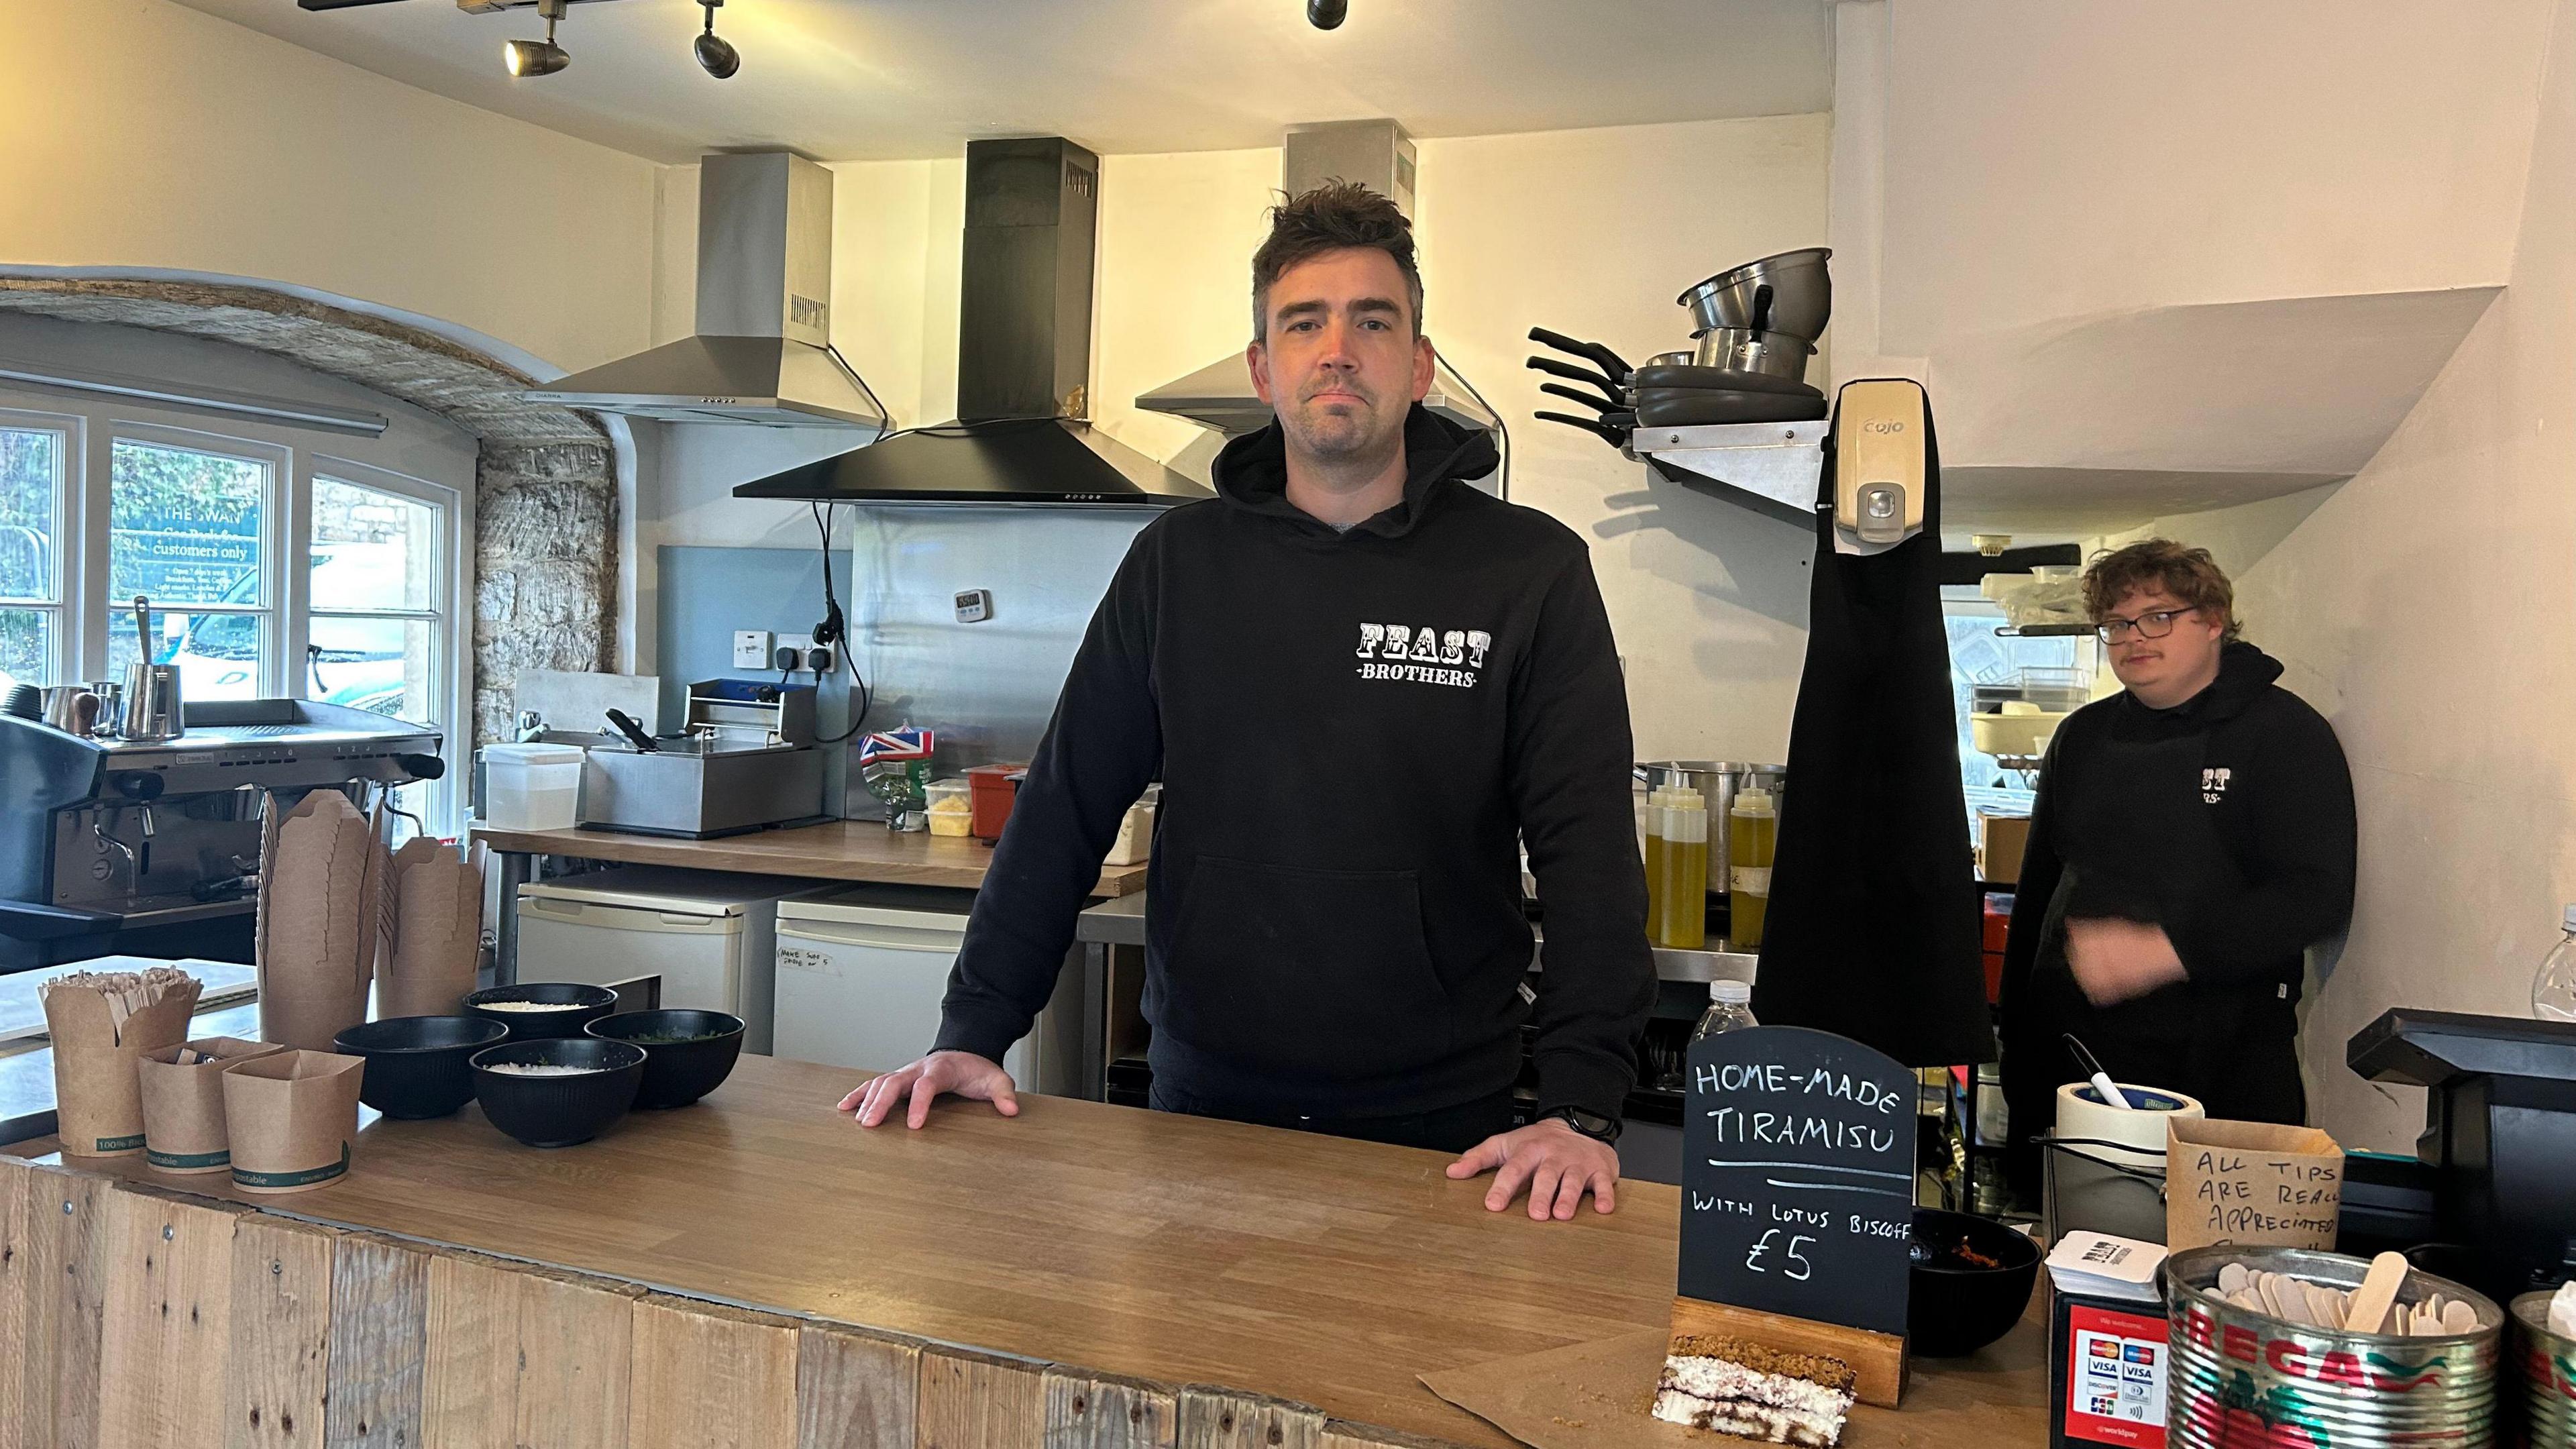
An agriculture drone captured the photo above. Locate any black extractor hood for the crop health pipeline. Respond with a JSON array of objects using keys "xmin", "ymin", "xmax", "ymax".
[{"xmin": 735, "ymin": 138, "xmax": 1213, "ymax": 508}]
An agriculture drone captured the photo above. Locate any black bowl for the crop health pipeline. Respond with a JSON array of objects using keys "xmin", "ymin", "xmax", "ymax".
[
  {"xmin": 461, "ymin": 983, "xmax": 618, "ymax": 1040},
  {"xmin": 1907, "ymin": 1207, "xmax": 2041, "ymax": 1357},
  {"xmin": 468, "ymin": 1037, "xmax": 645, "ymax": 1148},
  {"xmin": 333, "ymin": 1015, "xmax": 508, "ymax": 1119},
  {"xmin": 584, "ymin": 1010, "xmax": 745, "ymax": 1110}
]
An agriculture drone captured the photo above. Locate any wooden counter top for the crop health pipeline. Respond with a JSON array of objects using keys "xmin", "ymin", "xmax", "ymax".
[
  {"xmin": 471, "ymin": 818, "xmax": 1149, "ymax": 896},
  {"xmin": 16, "ymin": 1055, "xmax": 2046, "ymax": 1448}
]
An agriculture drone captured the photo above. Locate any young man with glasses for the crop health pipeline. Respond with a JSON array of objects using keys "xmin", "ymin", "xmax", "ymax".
[{"xmin": 1999, "ymin": 541, "xmax": 2355, "ymax": 1197}]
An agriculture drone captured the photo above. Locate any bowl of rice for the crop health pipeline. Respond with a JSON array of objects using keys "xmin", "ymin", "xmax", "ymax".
[
  {"xmin": 461, "ymin": 983, "xmax": 618, "ymax": 1040},
  {"xmin": 468, "ymin": 1037, "xmax": 644, "ymax": 1147}
]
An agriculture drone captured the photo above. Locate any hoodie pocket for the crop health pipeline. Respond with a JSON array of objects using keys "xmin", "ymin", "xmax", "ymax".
[{"xmin": 1163, "ymin": 855, "xmax": 1453, "ymax": 1080}]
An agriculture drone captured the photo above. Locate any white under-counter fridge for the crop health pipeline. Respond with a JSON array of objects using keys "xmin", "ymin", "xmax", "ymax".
[
  {"xmin": 513, "ymin": 865, "xmax": 821, "ymax": 1054},
  {"xmin": 771, "ymin": 887, "xmax": 1081, "ymax": 1096}
]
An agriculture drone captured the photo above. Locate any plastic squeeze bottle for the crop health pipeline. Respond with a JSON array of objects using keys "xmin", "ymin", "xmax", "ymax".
[
  {"xmin": 1728, "ymin": 787, "xmax": 1776, "ymax": 950},
  {"xmin": 1658, "ymin": 788, "xmax": 1709, "ymax": 949}
]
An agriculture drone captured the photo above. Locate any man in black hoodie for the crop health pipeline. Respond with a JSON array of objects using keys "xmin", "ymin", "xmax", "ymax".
[
  {"xmin": 844, "ymin": 183, "xmax": 1656, "ymax": 1222},
  {"xmin": 2000, "ymin": 541, "xmax": 2356, "ymax": 1197}
]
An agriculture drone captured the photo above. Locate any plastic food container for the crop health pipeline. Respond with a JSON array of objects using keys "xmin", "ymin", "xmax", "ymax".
[
  {"xmin": 1973, "ymin": 702, "xmax": 2068, "ymax": 757},
  {"xmin": 480, "ymin": 743, "xmax": 584, "ymax": 830},
  {"xmin": 924, "ymin": 779, "xmax": 972, "ymax": 837},
  {"xmin": 967, "ymin": 763, "xmax": 1026, "ymax": 841}
]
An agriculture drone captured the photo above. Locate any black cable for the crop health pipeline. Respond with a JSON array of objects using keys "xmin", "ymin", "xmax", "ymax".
[{"xmin": 807, "ymin": 500, "xmax": 873, "ymax": 746}]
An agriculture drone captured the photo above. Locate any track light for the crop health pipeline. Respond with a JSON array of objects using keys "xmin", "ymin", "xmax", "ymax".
[
  {"xmin": 504, "ymin": 0, "xmax": 569, "ymax": 78},
  {"xmin": 694, "ymin": 0, "xmax": 739, "ymax": 79},
  {"xmin": 1307, "ymin": 0, "xmax": 1348, "ymax": 29}
]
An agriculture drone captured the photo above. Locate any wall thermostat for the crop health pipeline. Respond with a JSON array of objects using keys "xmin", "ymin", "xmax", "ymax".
[{"xmin": 954, "ymin": 589, "xmax": 994, "ymax": 624}]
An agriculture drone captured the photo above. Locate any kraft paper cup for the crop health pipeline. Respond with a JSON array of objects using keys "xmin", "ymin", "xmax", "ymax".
[
  {"xmin": 138, "ymin": 1038, "xmax": 288, "ymax": 1175},
  {"xmin": 220, "ymin": 1050, "xmax": 365, "ymax": 1195}
]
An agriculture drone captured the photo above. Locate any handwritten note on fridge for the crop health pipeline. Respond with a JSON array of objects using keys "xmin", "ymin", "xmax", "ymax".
[{"xmin": 1678, "ymin": 1025, "xmax": 1915, "ymax": 1336}]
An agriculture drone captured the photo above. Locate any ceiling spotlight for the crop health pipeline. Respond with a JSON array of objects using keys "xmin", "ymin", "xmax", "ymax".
[
  {"xmin": 1307, "ymin": 0, "xmax": 1348, "ymax": 28},
  {"xmin": 503, "ymin": 0, "xmax": 570, "ymax": 77},
  {"xmin": 694, "ymin": 0, "xmax": 739, "ymax": 79}
]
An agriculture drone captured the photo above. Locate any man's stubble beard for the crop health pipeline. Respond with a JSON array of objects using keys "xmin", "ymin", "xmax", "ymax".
[{"xmin": 1279, "ymin": 392, "xmax": 1404, "ymax": 472}]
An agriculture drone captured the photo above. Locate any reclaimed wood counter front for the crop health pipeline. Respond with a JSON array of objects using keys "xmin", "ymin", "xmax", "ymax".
[
  {"xmin": 2, "ymin": 1055, "xmax": 2047, "ymax": 1449},
  {"xmin": 471, "ymin": 819, "xmax": 1150, "ymax": 896}
]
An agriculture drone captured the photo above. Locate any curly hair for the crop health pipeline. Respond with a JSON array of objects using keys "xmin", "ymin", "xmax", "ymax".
[
  {"xmin": 1250, "ymin": 180, "xmax": 1424, "ymax": 341},
  {"xmin": 2084, "ymin": 539, "xmax": 2241, "ymax": 641}
]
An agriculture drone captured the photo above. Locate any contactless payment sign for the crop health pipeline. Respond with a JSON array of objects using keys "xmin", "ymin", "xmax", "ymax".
[{"xmin": 2068, "ymin": 1304, "xmax": 2170, "ymax": 1449}]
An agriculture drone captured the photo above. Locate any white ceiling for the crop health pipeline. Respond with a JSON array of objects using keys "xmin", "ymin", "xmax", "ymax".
[{"xmin": 175, "ymin": 0, "xmax": 1835, "ymax": 164}]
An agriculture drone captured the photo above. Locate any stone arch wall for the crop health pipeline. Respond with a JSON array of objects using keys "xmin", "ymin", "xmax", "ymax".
[{"xmin": 0, "ymin": 276, "xmax": 619, "ymax": 745}]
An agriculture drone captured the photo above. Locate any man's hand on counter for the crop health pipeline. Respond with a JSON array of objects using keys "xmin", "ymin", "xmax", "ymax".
[
  {"xmin": 1445, "ymin": 1117, "xmax": 1620, "ymax": 1221},
  {"xmin": 841, "ymin": 1051, "xmax": 1020, "ymax": 1130},
  {"xmin": 2065, "ymin": 916, "xmax": 2189, "ymax": 1006}
]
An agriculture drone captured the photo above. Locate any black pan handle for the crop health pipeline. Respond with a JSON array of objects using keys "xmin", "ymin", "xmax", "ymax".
[
  {"xmin": 1534, "ymin": 410, "xmax": 1630, "ymax": 447},
  {"xmin": 1539, "ymin": 382, "xmax": 1620, "ymax": 415},
  {"xmin": 604, "ymin": 708, "xmax": 659, "ymax": 753},
  {"xmin": 1523, "ymin": 355, "xmax": 1622, "ymax": 403},
  {"xmin": 1527, "ymin": 327, "xmax": 1632, "ymax": 384}
]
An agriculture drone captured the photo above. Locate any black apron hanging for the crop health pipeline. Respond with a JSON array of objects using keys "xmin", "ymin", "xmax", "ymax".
[{"xmin": 1750, "ymin": 378, "xmax": 1993, "ymax": 1067}]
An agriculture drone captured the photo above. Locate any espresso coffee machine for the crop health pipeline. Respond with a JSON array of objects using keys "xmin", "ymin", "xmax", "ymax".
[{"xmin": 0, "ymin": 699, "xmax": 443, "ymax": 972}]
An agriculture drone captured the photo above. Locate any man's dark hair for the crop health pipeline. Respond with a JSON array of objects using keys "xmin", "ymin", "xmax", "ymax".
[
  {"xmin": 1250, "ymin": 180, "xmax": 1425, "ymax": 341},
  {"xmin": 2085, "ymin": 539, "xmax": 2243, "ymax": 641}
]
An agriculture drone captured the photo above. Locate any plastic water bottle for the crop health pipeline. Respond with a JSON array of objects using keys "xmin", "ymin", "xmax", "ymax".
[
  {"xmin": 1691, "ymin": 979, "xmax": 1758, "ymax": 1043},
  {"xmin": 2536, "ymin": 906, "xmax": 2576, "ymax": 1022}
]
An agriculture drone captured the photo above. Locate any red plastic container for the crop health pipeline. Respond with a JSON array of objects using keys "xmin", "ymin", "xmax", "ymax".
[{"xmin": 967, "ymin": 763, "xmax": 1027, "ymax": 842}]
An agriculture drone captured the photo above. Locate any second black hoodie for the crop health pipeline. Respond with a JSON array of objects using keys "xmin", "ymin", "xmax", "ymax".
[
  {"xmin": 933, "ymin": 406, "xmax": 1656, "ymax": 1122},
  {"xmin": 1998, "ymin": 640, "xmax": 2357, "ymax": 1186}
]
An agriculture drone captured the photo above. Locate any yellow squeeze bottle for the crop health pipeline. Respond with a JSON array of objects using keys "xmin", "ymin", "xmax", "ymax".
[
  {"xmin": 1644, "ymin": 787, "xmax": 1670, "ymax": 943},
  {"xmin": 1728, "ymin": 787, "xmax": 1776, "ymax": 950},
  {"xmin": 1659, "ymin": 789, "xmax": 1708, "ymax": 949}
]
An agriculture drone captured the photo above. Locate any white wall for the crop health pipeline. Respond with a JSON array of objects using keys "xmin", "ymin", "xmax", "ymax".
[
  {"xmin": 643, "ymin": 115, "xmax": 1835, "ymax": 763},
  {"xmin": 1827, "ymin": 0, "xmax": 2553, "ymax": 537},
  {"xmin": 1, "ymin": 0, "xmax": 661, "ymax": 376},
  {"xmin": 1876, "ymin": 0, "xmax": 2548, "ymax": 354},
  {"xmin": 2105, "ymin": 0, "xmax": 2576, "ymax": 1152}
]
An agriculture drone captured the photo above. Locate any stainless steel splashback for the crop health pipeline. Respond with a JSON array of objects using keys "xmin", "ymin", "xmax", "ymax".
[{"xmin": 840, "ymin": 506, "xmax": 1152, "ymax": 814}]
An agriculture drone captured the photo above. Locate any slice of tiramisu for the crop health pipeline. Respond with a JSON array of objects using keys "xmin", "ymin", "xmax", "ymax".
[{"xmin": 1651, "ymin": 1334, "xmax": 1856, "ymax": 1446}]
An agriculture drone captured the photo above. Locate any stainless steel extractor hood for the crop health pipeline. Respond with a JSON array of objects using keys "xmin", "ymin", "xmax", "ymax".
[
  {"xmin": 735, "ymin": 137, "xmax": 1212, "ymax": 507},
  {"xmin": 525, "ymin": 152, "xmax": 890, "ymax": 429},
  {"xmin": 1134, "ymin": 119, "xmax": 1501, "ymax": 439}
]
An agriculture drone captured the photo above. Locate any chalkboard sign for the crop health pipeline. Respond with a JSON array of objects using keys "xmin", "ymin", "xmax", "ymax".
[{"xmin": 1678, "ymin": 1024, "xmax": 1914, "ymax": 1336}]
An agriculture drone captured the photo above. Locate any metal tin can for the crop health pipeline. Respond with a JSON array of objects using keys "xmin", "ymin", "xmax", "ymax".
[
  {"xmin": 2513, "ymin": 1291, "xmax": 2576, "ymax": 1449},
  {"xmin": 2166, "ymin": 1246, "xmax": 2502, "ymax": 1449}
]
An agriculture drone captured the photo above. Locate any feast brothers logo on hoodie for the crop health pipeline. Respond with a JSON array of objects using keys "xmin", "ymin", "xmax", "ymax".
[{"xmin": 1354, "ymin": 623, "xmax": 1493, "ymax": 688}]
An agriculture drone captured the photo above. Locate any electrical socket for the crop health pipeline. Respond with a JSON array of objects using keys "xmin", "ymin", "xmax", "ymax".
[{"xmin": 732, "ymin": 630, "xmax": 773, "ymax": 670}]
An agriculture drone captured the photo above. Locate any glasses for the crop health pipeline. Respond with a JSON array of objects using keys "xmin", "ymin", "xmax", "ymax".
[{"xmin": 2096, "ymin": 607, "xmax": 2198, "ymax": 643}]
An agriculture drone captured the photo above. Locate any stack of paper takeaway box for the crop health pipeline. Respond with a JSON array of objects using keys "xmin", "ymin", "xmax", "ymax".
[
  {"xmin": 255, "ymin": 790, "xmax": 389, "ymax": 1051},
  {"xmin": 376, "ymin": 836, "xmax": 488, "ymax": 1018}
]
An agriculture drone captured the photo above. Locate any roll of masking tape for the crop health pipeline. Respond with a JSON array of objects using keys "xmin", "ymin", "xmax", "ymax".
[
  {"xmin": 2055, "ymin": 1079, "xmax": 2203, "ymax": 1171},
  {"xmin": 2052, "ymin": 1080, "xmax": 2202, "ymax": 1242}
]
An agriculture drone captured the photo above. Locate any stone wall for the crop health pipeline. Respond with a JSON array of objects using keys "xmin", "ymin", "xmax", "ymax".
[
  {"xmin": 472, "ymin": 440, "xmax": 618, "ymax": 738},
  {"xmin": 0, "ymin": 276, "xmax": 619, "ymax": 744}
]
